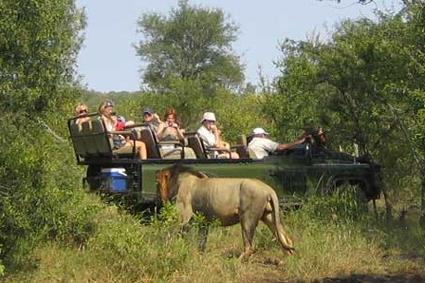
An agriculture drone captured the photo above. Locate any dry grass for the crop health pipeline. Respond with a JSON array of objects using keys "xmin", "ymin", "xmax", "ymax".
[{"xmin": 4, "ymin": 198, "xmax": 425, "ymax": 283}]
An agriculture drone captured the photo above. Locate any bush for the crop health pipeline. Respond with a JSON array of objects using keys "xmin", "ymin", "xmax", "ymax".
[
  {"xmin": 0, "ymin": 113, "xmax": 103, "ymax": 271},
  {"xmin": 302, "ymin": 185, "xmax": 369, "ymax": 224}
]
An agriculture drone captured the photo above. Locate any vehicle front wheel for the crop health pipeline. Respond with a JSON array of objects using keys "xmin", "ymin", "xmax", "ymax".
[{"xmin": 322, "ymin": 178, "xmax": 369, "ymax": 213}]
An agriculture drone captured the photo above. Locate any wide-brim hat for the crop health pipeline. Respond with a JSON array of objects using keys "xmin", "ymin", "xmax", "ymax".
[
  {"xmin": 252, "ymin": 127, "xmax": 269, "ymax": 135},
  {"xmin": 201, "ymin": 112, "xmax": 216, "ymax": 123}
]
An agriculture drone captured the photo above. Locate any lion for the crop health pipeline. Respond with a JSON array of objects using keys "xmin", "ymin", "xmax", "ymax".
[{"xmin": 156, "ymin": 164, "xmax": 295, "ymax": 259}]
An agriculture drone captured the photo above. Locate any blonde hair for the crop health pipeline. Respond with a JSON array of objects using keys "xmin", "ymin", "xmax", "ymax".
[
  {"xmin": 75, "ymin": 103, "xmax": 88, "ymax": 116},
  {"xmin": 98, "ymin": 100, "xmax": 114, "ymax": 115}
]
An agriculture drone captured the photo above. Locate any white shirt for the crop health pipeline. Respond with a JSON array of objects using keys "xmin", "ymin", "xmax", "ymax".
[
  {"xmin": 197, "ymin": 125, "xmax": 216, "ymax": 148},
  {"xmin": 248, "ymin": 137, "xmax": 279, "ymax": 159}
]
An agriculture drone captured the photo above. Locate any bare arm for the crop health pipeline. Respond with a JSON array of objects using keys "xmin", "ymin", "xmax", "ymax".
[
  {"xmin": 153, "ymin": 113, "xmax": 163, "ymax": 124},
  {"xmin": 157, "ymin": 122, "xmax": 185, "ymax": 141},
  {"xmin": 210, "ymin": 124, "xmax": 222, "ymax": 147},
  {"xmin": 175, "ymin": 126, "xmax": 185, "ymax": 141},
  {"xmin": 276, "ymin": 137, "xmax": 306, "ymax": 151},
  {"xmin": 156, "ymin": 122, "xmax": 166, "ymax": 139}
]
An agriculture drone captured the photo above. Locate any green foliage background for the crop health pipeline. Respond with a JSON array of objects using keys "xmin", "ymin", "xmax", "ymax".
[
  {"xmin": 136, "ymin": 0, "xmax": 244, "ymax": 91},
  {"xmin": 2, "ymin": 0, "xmax": 425, "ymax": 281}
]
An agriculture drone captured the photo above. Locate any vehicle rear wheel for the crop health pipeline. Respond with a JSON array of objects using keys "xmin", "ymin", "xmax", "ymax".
[{"xmin": 86, "ymin": 165, "xmax": 101, "ymax": 190}]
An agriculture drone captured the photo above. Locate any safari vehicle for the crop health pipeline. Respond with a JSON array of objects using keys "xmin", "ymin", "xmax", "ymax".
[{"xmin": 68, "ymin": 113, "xmax": 381, "ymax": 210}]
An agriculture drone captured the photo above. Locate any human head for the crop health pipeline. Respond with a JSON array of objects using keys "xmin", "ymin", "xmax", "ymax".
[
  {"xmin": 98, "ymin": 100, "xmax": 114, "ymax": 117},
  {"xmin": 317, "ymin": 127, "xmax": 327, "ymax": 145},
  {"xmin": 251, "ymin": 127, "xmax": 269, "ymax": 138},
  {"xmin": 142, "ymin": 107, "xmax": 155, "ymax": 122},
  {"xmin": 201, "ymin": 112, "xmax": 216, "ymax": 130},
  {"xmin": 164, "ymin": 107, "xmax": 178, "ymax": 126},
  {"xmin": 75, "ymin": 103, "xmax": 88, "ymax": 117}
]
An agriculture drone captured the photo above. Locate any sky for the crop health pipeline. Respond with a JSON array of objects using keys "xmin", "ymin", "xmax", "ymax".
[{"xmin": 75, "ymin": 0, "xmax": 401, "ymax": 92}]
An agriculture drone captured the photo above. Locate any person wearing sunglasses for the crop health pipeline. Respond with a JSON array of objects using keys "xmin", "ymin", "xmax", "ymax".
[
  {"xmin": 74, "ymin": 103, "xmax": 90, "ymax": 125},
  {"xmin": 98, "ymin": 100, "xmax": 147, "ymax": 160}
]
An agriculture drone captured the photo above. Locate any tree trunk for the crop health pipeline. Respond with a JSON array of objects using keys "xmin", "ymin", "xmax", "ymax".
[{"xmin": 381, "ymin": 182, "xmax": 393, "ymax": 221}]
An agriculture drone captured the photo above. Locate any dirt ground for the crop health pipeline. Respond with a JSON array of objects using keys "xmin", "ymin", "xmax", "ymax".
[
  {"xmin": 252, "ymin": 253, "xmax": 425, "ymax": 283},
  {"xmin": 320, "ymin": 273, "xmax": 425, "ymax": 283},
  {"xmin": 258, "ymin": 273, "xmax": 425, "ymax": 283}
]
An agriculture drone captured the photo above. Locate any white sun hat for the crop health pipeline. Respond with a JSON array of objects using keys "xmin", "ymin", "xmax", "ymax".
[
  {"xmin": 201, "ymin": 112, "xmax": 216, "ymax": 123},
  {"xmin": 252, "ymin": 127, "xmax": 269, "ymax": 135}
]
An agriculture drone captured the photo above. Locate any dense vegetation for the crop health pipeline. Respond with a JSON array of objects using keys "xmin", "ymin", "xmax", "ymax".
[{"xmin": 1, "ymin": 0, "xmax": 425, "ymax": 281}]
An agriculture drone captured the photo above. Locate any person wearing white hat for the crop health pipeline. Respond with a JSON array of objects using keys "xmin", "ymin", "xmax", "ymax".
[
  {"xmin": 247, "ymin": 127, "xmax": 305, "ymax": 159},
  {"xmin": 197, "ymin": 112, "xmax": 239, "ymax": 159}
]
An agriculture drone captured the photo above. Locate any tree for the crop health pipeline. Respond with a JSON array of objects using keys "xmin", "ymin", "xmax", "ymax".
[
  {"xmin": 0, "ymin": 0, "xmax": 85, "ymax": 114},
  {"xmin": 268, "ymin": 2, "xmax": 425, "ymax": 220},
  {"xmin": 0, "ymin": 0, "xmax": 86, "ymax": 270},
  {"xmin": 136, "ymin": 0, "xmax": 244, "ymax": 92},
  {"xmin": 318, "ymin": 0, "xmax": 376, "ymax": 3}
]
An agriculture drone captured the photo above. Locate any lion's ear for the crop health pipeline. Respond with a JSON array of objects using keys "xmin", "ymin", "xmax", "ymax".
[{"xmin": 198, "ymin": 171, "xmax": 208, "ymax": 178}]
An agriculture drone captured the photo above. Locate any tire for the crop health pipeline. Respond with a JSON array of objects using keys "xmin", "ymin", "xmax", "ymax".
[
  {"xmin": 322, "ymin": 177, "xmax": 369, "ymax": 212},
  {"xmin": 86, "ymin": 165, "xmax": 101, "ymax": 190}
]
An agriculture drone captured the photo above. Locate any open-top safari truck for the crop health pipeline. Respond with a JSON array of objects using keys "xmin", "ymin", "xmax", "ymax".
[{"xmin": 68, "ymin": 113, "xmax": 381, "ymax": 211}]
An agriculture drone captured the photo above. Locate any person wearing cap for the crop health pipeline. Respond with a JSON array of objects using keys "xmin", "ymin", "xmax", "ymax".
[
  {"xmin": 247, "ymin": 127, "xmax": 306, "ymax": 159},
  {"xmin": 98, "ymin": 100, "xmax": 147, "ymax": 160},
  {"xmin": 142, "ymin": 107, "xmax": 162, "ymax": 133},
  {"xmin": 197, "ymin": 112, "xmax": 239, "ymax": 159}
]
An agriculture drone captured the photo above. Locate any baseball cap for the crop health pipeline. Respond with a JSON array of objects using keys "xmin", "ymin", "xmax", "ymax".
[
  {"xmin": 105, "ymin": 100, "xmax": 114, "ymax": 107},
  {"xmin": 143, "ymin": 107, "xmax": 154, "ymax": 115}
]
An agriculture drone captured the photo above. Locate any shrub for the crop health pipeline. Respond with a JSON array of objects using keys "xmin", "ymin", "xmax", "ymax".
[{"xmin": 0, "ymin": 113, "xmax": 103, "ymax": 271}]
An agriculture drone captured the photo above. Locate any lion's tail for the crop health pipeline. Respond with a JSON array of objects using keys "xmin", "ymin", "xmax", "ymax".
[{"xmin": 270, "ymin": 192, "xmax": 295, "ymax": 255}]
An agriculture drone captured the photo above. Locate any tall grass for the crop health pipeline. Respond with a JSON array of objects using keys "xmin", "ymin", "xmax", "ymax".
[{"xmin": 4, "ymin": 189, "xmax": 425, "ymax": 282}]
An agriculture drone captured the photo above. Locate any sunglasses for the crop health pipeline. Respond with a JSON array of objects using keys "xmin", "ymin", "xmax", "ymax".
[{"xmin": 78, "ymin": 110, "xmax": 88, "ymax": 114}]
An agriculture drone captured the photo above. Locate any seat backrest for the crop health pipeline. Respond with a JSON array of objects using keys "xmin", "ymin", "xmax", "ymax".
[
  {"xmin": 80, "ymin": 120, "xmax": 97, "ymax": 156},
  {"xmin": 132, "ymin": 125, "xmax": 184, "ymax": 159},
  {"xmin": 68, "ymin": 116, "xmax": 114, "ymax": 160},
  {"xmin": 138, "ymin": 127, "xmax": 161, "ymax": 159},
  {"xmin": 237, "ymin": 134, "xmax": 247, "ymax": 147},
  {"xmin": 69, "ymin": 120, "xmax": 89, "ymax": 157},
  {"xmin": 246, "ymin": 134, "xmax": 254, "ymax": 145},
  {"xmin": 88, "ymin": 118, "xmax": 113, "ymax": 157},
  {"xmin": 186, "ymin": 133, "xmax": 208, "ymax": 159},
  {"xmin": 233, "ymin": 145, "xmax": 249, "ymax": 159},
  {"xmin": 233, "ymin": 134, "xmax": 249, "ymax": 158}
]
